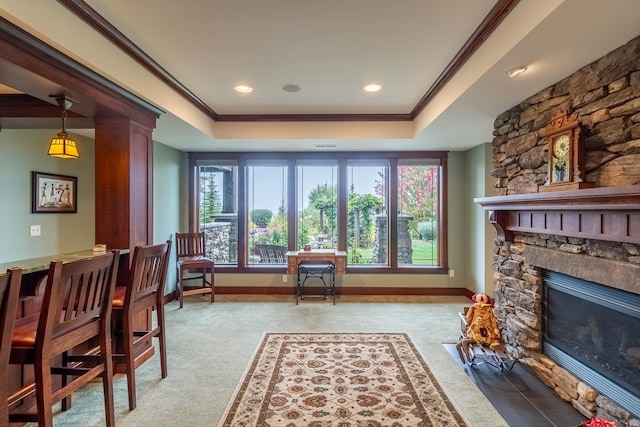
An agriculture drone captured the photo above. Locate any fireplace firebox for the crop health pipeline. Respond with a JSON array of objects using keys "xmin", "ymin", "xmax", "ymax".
[{"xmin": 543, "ymin": 270, "xmax": 640, "ymax": 418}]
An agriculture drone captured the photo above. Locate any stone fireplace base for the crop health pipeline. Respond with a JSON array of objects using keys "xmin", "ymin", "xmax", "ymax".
[{"xmin": 494, "ymin": 236, "xmax": 640, "ymax": 426}]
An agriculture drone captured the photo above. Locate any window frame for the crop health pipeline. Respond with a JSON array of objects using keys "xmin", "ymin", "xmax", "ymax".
[{"xmin": 188, "ymin": 151, "xmax": 448, "ymax": 274}]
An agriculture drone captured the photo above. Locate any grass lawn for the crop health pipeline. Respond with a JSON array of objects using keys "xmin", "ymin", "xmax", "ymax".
[{"xmin": 350, "ymin": 240, "xmax": 437, "ymax": 264}]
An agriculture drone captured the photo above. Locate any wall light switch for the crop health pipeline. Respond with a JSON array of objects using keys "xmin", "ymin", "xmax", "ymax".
[
  {"xmin": 30, "ymin": 225, "xmax": 41, "ymax": 236},
  {"xmin": 282, "ymin": 274, "xmax": 288, "ymax": 283},
  {"xmin": 449, "ymin": 269, "xmax": 455, "ymax": 278}
]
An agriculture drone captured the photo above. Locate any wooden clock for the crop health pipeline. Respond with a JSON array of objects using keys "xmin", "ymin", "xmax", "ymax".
[{"xmin": 539, "ymin": 110, "xmax": 595, "ymax": 192}]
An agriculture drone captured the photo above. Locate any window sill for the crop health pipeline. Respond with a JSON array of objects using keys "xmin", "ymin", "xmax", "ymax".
[{"xmin": 212, "ymin": 266, "xmax": 448, "ymax": 275}]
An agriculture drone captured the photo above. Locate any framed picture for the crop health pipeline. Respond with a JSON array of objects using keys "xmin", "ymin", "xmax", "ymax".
[{"xmin": 32, "ymin": 171, "xmax": 77, "ymax": 213}]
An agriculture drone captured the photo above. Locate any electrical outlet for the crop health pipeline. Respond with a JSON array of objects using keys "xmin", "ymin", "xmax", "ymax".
[
  {"xmin": 449, "ymin": 269, "xmax": 455, "ymax": 278},
  {"xmin": 282, "ymin": 274, "xmax": 288, "ymax": 283},
  {"xmin": 30, "ymin": 225, "xmax": 41, "ymax": 236}
]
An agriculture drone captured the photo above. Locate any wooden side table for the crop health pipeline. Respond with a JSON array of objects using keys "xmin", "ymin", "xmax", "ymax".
[
  {"xmin": 285, "ymin": 250, "xmax": 347, "ymax": 274},
  {"xmin": 286, "ymin": 250, "xmax": 347, "ymax": 304}
]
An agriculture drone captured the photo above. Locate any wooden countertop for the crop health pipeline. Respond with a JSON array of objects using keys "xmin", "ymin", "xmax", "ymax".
[{"xmin": 0, "ymin": 248, "xmax": 129, "ymax": 275}]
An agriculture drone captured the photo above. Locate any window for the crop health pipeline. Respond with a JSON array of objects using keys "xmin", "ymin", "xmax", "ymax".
[
  {"xmin": 397, "ymin": 160, "xmax": 440, "ymax": 266},
  {"xmin": 347, "ymin": 161, "xmax": 388, "ymax": 265},
  {"xmin": 190, "ymin": 152, "xmax": 446, "ymax": 273},
  {"xmin": 247, "ymin": 161, "xmax": 288, "ymax": 265},
  {"xmin": 297, "ymin": 161, "xmax": 338, "ymax": 250},
  {"xmin": 197, "ymin": 162, "xmax": 238, "ymax": 265}
]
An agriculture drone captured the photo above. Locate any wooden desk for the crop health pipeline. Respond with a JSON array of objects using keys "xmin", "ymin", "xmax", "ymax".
[{"xmin": 286, "ymin": 249, "xmax": 347, "ymax": 274}]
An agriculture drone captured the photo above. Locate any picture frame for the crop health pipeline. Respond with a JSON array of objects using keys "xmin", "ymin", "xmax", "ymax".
[{"xmin": 32, "ymin": 171, "xmax": 77, "ymax": 213}]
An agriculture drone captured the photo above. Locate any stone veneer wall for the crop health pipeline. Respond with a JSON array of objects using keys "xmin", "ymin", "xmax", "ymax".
[{"xmin": 490, "ymin": 36, "xmax": 640, "ymax": 426}]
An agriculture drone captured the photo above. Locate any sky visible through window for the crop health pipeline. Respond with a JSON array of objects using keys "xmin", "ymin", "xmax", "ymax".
[{"xmin": 243, "ymin": 167, "xmax": 383, "ymax": 214}]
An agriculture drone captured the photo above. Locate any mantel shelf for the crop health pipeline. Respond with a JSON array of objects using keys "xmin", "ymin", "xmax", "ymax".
[{"xmin": 474, "ymin": 185, "xmax": 640, "ymax": 243}]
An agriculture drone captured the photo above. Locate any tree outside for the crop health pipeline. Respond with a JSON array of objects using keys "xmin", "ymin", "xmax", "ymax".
[
  {"xmin": 348, "ymin": 187, "xmax": 382, "ymax": 263},
  {"xmin": 377, "ymin": 165, "xmax": 438, "ymax": 238},
  {"xmin": 250, "ymin": 209, "xmax": 273, "ymax": 228},
  {"xmin": 303, "ymin": 182, "xmax": 337, "ymax": 248},
  {"xmin": 371, "ymin": 164, "xmax": 439, "ymax": 264},
  {"xmin": 199, "ymin": 173, "xmax": 222, "ymax": 224},
  {"xmin": 308, "ymin": 183, "xmax": 336, "ymax": 235}
]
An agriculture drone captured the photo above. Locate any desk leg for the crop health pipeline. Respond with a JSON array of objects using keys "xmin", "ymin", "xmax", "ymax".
[
  {"xmin": 295, "ymin": 264, "xmax": 336, "ymax": 305},
  {"xmin": 331, "ymin": 269, "xmax": 336, "ymax": 305}
]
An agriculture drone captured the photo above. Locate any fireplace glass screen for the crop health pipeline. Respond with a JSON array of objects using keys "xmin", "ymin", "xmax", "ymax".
[{"xmin": 543, "ymin": 271, "xmax": 640, "ymax": 405}]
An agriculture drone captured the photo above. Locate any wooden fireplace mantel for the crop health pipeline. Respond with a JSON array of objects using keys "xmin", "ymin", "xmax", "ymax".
[{"xmin": 474, "ymin": 185, "xmax": 640, "ymax": 244}]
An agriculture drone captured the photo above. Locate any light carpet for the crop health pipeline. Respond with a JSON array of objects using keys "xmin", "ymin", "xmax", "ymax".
[
  {"xmin": 219, "ymin": 332, "xmax": 468, "ymax": 426},
  {"xmin": 20, "ymin": 295, "xmax": 508, "ymax": 426}
]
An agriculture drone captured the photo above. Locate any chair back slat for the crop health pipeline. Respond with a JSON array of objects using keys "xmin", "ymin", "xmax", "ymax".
[
  {"xmin": 175, "ymin": 232, "xmax": 206, "ymax": 258},
  {"xmin": 1, "ymin": 268, "xmax": 22, "ymax": 425},
  {"xmin": 126, "ymin": 241, "xmax": 171, "ymax": 306},
  {"xmin": 40, "ymin": 251, "xmax": 119, "ymax": 349},
  {"xmin": 1, "ymin": 268, "xmax": 22, "ymax": 359}
]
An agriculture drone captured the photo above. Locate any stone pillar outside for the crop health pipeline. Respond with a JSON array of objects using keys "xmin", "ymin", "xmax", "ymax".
[
  {"xmin": 211, "ymin": 213, "xmax": 238, "ymax": 263},
  {"xmin": 372, "ymin": 213, "xmax": 387, "ymax": 263},
  {"xmin": 397, "ymin": 214, "xmax": 413, "ymax": 264}
]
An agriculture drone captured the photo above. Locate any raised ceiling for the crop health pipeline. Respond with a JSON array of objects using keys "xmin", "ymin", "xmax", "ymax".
[{"xmin": 1, "ymin": 0, "xmax": 639, "ymax": 152}]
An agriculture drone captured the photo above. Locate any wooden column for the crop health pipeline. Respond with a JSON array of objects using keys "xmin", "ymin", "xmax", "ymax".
[
  {"xmin": 94, "ymin": 117, "xmax": 154, "ymax": 251},
  {"xmin": 94, "ymin": 117, "xmax": 157, "ymax": 372}
]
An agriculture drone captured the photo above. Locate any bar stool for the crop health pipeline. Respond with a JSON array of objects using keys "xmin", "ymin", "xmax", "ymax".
[
  {"xmin": 9, "ymin": 251, "xmax": 120, "ymax": 427},
  {"xmin": 296, "ymin": 262, "xmax": 336, "ymax": 305},
  {"xmin": 111, "ymin": 240, "xmax": 171, "ymax": 410},
  {"xmin": 1, "ymin": 268, "xmax": 22, "ymax": 427}
]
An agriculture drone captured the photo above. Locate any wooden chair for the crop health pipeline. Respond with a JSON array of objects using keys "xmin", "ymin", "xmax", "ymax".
[
  {"xmin": 9, "ymin": 251, "xmax": 120, "ymax": 427},
  {"xmin": 175, "ymin": 232, "xmax": 214, "ymax": 308},
  {"xmin": 111, "ymin": 240, "xmax": 171, "ymax": 410},
  {"xmin": 1, "ymin": 268, "xmax": 22, "ymax": 427}
]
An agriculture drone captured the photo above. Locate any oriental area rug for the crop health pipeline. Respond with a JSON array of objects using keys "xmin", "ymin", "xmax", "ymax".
[{"xmin": 218, "ymin": 332, "xmax": 468, "ymax": 426}]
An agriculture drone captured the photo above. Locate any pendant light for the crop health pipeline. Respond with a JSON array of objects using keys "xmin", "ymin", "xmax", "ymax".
[{"xmin": 48, "ymin": 95, "xmax": 79, "ymax": 159}]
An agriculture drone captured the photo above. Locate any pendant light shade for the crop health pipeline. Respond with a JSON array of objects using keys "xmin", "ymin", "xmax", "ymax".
[
  {"xmin": 48, "ymin": 131, "xmax": 79, "ymax": 158},
  {"xmin": 48, "ymin": 95, "xmax": 79, "ymax": 159}
]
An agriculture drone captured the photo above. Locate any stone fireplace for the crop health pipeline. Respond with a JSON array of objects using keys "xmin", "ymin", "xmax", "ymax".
[
  {"xmin": 478, "ymin": 33, "xmax": 640, "ymax": 426},
  {"xmin": 476, "ymin": 185, "xmax": 640, "ymax": 425}
]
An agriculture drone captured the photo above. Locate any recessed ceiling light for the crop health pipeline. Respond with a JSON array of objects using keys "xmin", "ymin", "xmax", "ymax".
[
  {"xmin": 363, "ymin": 83, "xmax": 382, "ymax": 93},
  {"xmin": 506, "ymin": 66, "xmax": 527, "ymax": 78},
  {"xmin": 234, "ymin": 85, "xmax": 254, "ymax": 93},
  {"xmin": 282, "ymin": 84, "xmax": 301, "ymax": 93}
]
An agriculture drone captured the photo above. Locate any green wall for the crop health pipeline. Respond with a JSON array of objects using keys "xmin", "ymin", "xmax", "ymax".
[
  {"xmin": 464, "ymin": 143, "xmax": 496, "ymax": 296},
  {"xmin": 153, "ymin": 141, "xmax": 185, "ymax": 294},
  {"xmin": 0, "ymin": 129, "xmax": 96, "ymax": 262},
  {"xmin": 445, "ymin": 151, "xmax": 468, "ymax": 287}
]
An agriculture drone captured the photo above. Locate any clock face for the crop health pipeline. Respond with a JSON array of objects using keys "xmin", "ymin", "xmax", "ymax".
[
  {"xmin": 551, "ymin": 133, "xmax": 570, "ymax": 183},
  {"xmin": 553, "ymin": 134, "xmax": 570, "ymax": 158}
]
